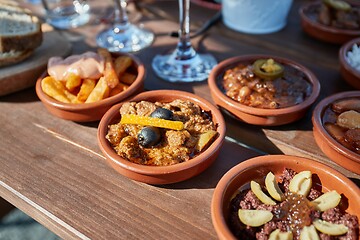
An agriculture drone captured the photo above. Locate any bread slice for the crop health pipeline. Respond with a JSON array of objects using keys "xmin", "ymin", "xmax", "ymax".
[
  {"xmin": 0, "ymin": 49, "xmax": 33, "ymax": 67},
  {"xmin": 0, "ymin": 0, "xmax": 19, "ymax": 6},
  {"xmin": 0, "ymin": 3, "xmax": 42, "ymax": 53}
]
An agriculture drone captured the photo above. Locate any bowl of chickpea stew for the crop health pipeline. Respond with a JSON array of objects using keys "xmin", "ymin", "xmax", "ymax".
[{"xmin": 208, "ymin": 55, "xmax": 320, "ymax": 126}]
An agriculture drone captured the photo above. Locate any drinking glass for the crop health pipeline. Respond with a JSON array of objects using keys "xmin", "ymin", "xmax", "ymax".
[
  {"xmin": 96, "ymin": 0, "xmax": 154, "ymax": 52},
  {"xmin": 41, "ymin": 0, "xmax": 90, "ymax": 29},
  {"xmin": 152, "ymin": 0, "xmax": 217, "ymax": 82},
  {"xmin": 28, "ymin": 0, "xmax": 41, "ymax": 4}
]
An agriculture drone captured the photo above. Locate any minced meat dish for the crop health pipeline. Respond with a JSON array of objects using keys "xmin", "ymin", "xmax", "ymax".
[
  {"xmin": 229, "ymin": 168, "xmax": 359, "ymax": 240},
  {"xmin": 222, "ymin": 59, "xmax": 312, "ymax": 109},
  {"xmin": 106, "ymin": 99, "xmax": 217, "ymax": 166}
]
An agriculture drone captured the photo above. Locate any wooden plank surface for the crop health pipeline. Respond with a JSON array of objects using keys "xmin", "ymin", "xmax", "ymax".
[
  {"xmin": 0, "ymin": 0, "xmax": 359, "ymax": 239},
  {"xmin": 0, "ymin": 87, "xmax": 260, "ymax": 239}
]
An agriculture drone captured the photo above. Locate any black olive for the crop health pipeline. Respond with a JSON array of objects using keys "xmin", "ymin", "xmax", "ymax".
[
  {"xmin": 138, "ymin": 127, "xmax": 161, "ymax": 148},
  {"xmin": 150, "ymin": 108, "xmax": 173, "ymax": 120}
]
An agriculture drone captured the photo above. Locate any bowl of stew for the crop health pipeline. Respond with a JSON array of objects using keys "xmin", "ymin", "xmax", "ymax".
[
  {"xmin": 312, "ymin": 91, "xmax": 360, "ymax": 174},
  {"xmin": 211, "ymin": 155, "xmax": 360, "ymax": 240},
  {"xmin": 97, "ymin": 90, "xmax": 226, "ymax": 184},
  {"xmin": 299, "ymin": 0, "xmax": 360, "ymax": 44},
  {"xmin": 190, "ymin": 0, "xmax": 221, "ymax": 10},
  {"xmin": 208, "ymin": 55, "xmax": 320, "ymax": 126}
]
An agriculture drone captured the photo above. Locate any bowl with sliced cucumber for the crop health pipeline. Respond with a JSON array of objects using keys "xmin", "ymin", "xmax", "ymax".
[{"xmin": 211, "ymin": 155, "xmax": 360, "ymax": 240}]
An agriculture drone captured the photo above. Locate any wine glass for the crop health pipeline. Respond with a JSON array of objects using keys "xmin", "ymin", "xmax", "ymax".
[
  {"xmin": 41, "ymin": 0, "xmax": 90, "ymax": 29},
  {"xmin": 152, "ymin": 0, "xmax": 217, "ymax": 82},
  {"xmin": 96, "ymin": 0, "xmax": 154, "ymax": 52},
  {"xmin": 28, "ymin": 0, "xmax": 41, "ymax": 4}
]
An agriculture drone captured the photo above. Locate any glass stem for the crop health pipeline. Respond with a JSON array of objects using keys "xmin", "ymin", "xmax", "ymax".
[
  {"xmin": 41, "ymin": 0, "xmax": 49, "ymax": 11},
  {"xmin": 114, "ymin": 0, "xmax": 129, "ymax": 31},
  {"xmin": 176, "ymin": 0, "xmax": 196, "ymax": 60}
]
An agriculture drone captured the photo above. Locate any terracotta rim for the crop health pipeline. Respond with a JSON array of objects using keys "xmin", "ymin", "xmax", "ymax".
[
  {"xmin": 97, "ymin": 90, "xmax": 226, "ymax": 176},
  {"xmin": 299, "ymin": 2, "xmax": 360, "ymax": 36},
  {"xmin": 190, "ymin": 0, "xmax": 221, "ymax": 10},
  {"xmin": 208, "ymin": 55, "xmax": 321, "ymax": 116},
  {"xmin": 35, "ymin": 53, "xmax": 145, "ymax": 111},
  {"xmin": 211, "ymin": 154, "xmax": 360, "ymax": 239},
  {"xmin": 339, "ymin": 37, "xmax": 360, "ymax": 79},
  {"xmin": 312, "ymin": 91, "xmax": 360, "ymax": 163}
]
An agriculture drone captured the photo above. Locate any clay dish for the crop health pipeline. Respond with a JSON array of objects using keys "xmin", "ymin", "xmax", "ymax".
[
  {"xmin": 339, "ymin": 37, "xmax": 360, "ymax": 89},
  {"xmin": 211, "ymin": 155, "xmax": 360, "ymax": 239},
  {"xmin": 208, "ymin": 55, "xmax": 320, "ymax": 126},
  {"xmin": 312, "ymin": 91, "xmax": 360, "ymax": 174},
  {"xmin": 97, "ymin": 90, "xmax": 226, "ymax": 184},
  {"xmin": 299, "ymin": 1, "xmax": 360, "ymax": 44},
  {"xmin": 190, "ymin": 0, "xmax": 221, "ymax": 10},
  {"xmin": 35, "ymin": 52, "xmax": 145, "ymax": 122}
]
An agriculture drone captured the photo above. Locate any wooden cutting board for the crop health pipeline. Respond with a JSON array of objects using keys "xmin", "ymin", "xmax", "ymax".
[{"xmin": 0, "ymin": 29, "xmax": 72, "ymax": 96}]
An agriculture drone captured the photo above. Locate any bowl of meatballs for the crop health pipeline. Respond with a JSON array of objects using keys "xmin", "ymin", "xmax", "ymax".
[
  {"xmin": 299, "ymin": 0, "xmax": 360, "ymax": 44},
  {"xmin": 312, "ymin": 91, "xmax": 360, "ymax": 174}
]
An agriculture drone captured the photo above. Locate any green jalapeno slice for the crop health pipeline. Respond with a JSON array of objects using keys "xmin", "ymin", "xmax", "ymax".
[
  {"xmin": 323, "ymin": 0, "xmax": 351, "ymax": 11},
  {"xmin": 253, "ymin": 59, "xmax": 284, "ymax": 80}
]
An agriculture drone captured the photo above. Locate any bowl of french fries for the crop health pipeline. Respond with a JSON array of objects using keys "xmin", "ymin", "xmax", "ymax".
[
  {"xmin": 97, "ymin": 90, "xmax": 226, "ymax": 184},
  {"xmin": 35, "ymin": 49, "xmax": 145, "ymax": 122}
]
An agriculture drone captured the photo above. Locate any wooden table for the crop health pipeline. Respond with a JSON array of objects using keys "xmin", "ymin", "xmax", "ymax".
[{"xmin": 1, "ymin": 0, "xmax": 359, "ymax": 239}]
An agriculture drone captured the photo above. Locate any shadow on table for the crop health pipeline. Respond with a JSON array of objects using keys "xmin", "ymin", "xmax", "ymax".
[
  {"xmin": 0, "ymin": 88, "xmax": 39, "ymax": 104},
  {"xmin": 159, "ymin": 138, "xmax": 263, "ymax": 190},
  {"xmin": 350, "ymin": 178, "xmax": 360, "ymax": 189}
]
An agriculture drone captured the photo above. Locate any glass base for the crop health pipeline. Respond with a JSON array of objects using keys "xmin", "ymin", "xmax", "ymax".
[
  {"xmin": 46, "ymin": 3, "xmax": 90, "ymax": 29},
  {"xmin": 27, "ymin": 0, "xmax": 40, "ymax": 4},
  {"xmin": 152, "ymin": 50, "xmax": 217, "ymax": 82},
  {"xmin": 96, "ymin": 24, "xmax": 154, "ymax": 52}
]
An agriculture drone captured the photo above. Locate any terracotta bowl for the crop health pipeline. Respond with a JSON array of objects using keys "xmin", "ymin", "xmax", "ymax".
[
  {"xmin": 211, "ymin": 155, "xmax": 360, "ymax": 239},
  {"xmin": 97, "ymin": 90, "xmax": 226, "ymax": 184},
  {"xmin": 35, "ymin": 52, "xmax": 145, "ymax": 122},
  {"xmin": 208, "ymin": 55, "xmax": 320, "ymax": 126},
  {"xmin": 190, "ymin": 0, "xmax": 221, "ymax": 10},
  {"xmin": 339, "ymin": 37, "xmax": 360, "ymax": 89},
  {"xmin": 312, "ymin": 91, "xmax": 360, "ymax": 174},
  {"xmin": 299, "ymin": 1, "xmax": 360, "ymax": 44}
]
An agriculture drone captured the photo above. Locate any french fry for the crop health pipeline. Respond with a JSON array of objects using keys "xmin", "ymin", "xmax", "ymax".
[
  {"xmin": 97, "ymin": 48, "xmax": 119, "ymax": 88},
  {"xmin": 76, "ymin": 79, "xmax": 96, "ymax": 103},
  {"xmin": 65, "ymin": 90, "xmax": 78, "ymax": 103},
  {"xmin": 120, "ymin": 72, "xmax": 136, "ymax": 85},
  {"xmin": 109, "ymin": 83, "xmax": 129, "ymax": 97},
  {"xmin": 85, "ymin": 77, "xmax": 110, "ymax": 103},
  {"xmin": 114, "ymin": 56, "xmax": 132, "ymax": 78},
  {"xmin": 65, "ymin": 72, "xmax": 82, "ymax": 91},
  {"xmin": 41, "ymin": 76, "xmax": 71, "ymax": 103}
]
